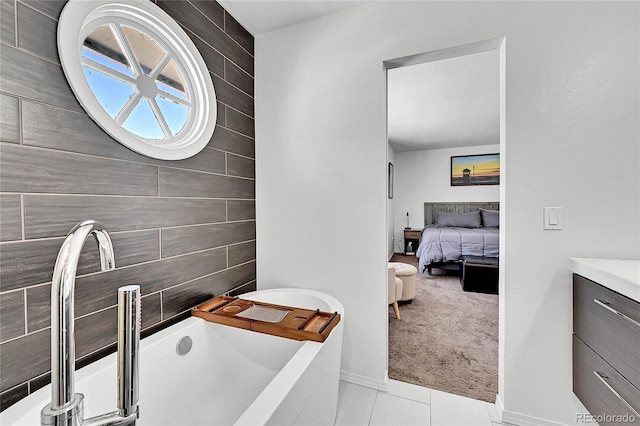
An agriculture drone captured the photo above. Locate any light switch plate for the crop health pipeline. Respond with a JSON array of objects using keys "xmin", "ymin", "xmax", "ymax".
[{"xmin": 544, "ymin": 207, "xmax": 563, "ymax": 230}]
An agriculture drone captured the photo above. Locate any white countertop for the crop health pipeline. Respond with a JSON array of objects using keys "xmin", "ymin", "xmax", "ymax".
[{"xmin": 570, "ymin": 258, "xmax": 640, "ymax": 303}]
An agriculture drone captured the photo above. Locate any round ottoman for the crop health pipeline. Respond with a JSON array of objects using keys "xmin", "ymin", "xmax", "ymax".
[{"xmin": 388, "ymin": 262, "xmax": 417, "ymax": 302}]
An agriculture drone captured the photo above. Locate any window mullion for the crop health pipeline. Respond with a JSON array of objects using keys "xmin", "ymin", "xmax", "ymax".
[
  {"xmin": 157, "ymin": 91, "xmax": 191, "ymax": 108},
  {"xmin": 150, "ymin": 53, "xmax": 171, "ymax": 80},
  {"xmin": 149, "ymin": 97, "xmax": 172, "ymax": 138},
  {"xmin": 80, "ymin": 57, "xmax": 136, "ymax": 85},
  {"xmin": 112, "ymin": 22, "xmax": 143, "ymax": 76},
  {"xmin": 115, "ymin": 92, "xmax": 142, "ymax": 125}
]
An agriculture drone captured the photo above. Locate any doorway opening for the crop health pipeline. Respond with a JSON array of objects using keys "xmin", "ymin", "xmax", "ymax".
[{"xmin": 384, "ymin": 37, "xmax": 506, "ymax": 404}]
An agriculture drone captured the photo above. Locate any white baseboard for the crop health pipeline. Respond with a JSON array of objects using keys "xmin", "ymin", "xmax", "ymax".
[
  {"xmin": 498, "ymin": 405, "xmax": 570, "ymax": 426},
  {"xmin": 340, "ymin": 370, "xmax": 388, "ymax": 392}
]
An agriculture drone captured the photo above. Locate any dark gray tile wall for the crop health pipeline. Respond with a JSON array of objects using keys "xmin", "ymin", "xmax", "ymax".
[{"xmin": 0, "ymin": 0, "xmax": 255, "ymax": 409}]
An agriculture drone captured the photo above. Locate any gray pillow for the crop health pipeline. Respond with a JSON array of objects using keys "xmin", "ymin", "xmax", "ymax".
[
  {"xmin": 481, "ymin": 209, "xmax": 500, "ymax": 228},
  {"xmin": 436, "ymin": 210, "xmax": 481, "ymax": 228}
]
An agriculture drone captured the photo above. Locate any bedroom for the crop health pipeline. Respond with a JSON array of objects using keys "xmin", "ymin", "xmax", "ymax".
[{"xmin": 386, "ymin": 46, "xmax": 501, "ymax": 403}]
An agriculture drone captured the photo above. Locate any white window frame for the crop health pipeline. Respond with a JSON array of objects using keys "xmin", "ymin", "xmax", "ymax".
[{"xmin": 58, "ymin": 0, "xmax": 217, "ymax": 160}]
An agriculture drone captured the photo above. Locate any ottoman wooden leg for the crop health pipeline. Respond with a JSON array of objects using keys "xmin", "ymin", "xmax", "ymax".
[{"xmin": 392, "ymin": 301, "xmax": 401, "ymax": 319}]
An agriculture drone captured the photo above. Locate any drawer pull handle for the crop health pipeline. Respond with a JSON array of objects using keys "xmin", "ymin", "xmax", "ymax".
[
  {"xmin": 593, "ymin": 371, "xmax": 640, "ymax": 418},
  {"xmin": 593, "ymin": 299, "xmax": 640, "ymax": 327}
]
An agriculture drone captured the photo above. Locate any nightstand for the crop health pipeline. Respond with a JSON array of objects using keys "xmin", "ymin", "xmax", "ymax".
[{"xmin": 403, "ymin": 229, "xmax": 421, "ymax": 255}]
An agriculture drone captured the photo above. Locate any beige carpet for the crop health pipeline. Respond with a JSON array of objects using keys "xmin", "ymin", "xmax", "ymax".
[{"xmin": 388, "ymin": 255, "xmax": 498, "ymax": 403}]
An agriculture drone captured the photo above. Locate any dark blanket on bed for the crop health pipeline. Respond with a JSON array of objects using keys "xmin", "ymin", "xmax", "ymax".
[{"xmin": 417, "ymin": 226, "xmax": 499, "ymax": 272}]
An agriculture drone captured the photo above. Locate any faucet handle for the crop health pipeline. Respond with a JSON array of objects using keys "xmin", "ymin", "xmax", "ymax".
[{"xmin": 117, "ymin": 285, "xmax": 140, "ymax": 418}]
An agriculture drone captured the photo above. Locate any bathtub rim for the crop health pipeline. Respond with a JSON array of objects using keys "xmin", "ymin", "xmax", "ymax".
[{"xmin": 240, "ymin": 287, "xmax": 345, "ymax": 317}]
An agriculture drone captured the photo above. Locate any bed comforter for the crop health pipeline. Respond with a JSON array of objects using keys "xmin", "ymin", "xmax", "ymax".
[{"xmin": 416, "ymin": 226, "xmax": 499, "ymax": 272}]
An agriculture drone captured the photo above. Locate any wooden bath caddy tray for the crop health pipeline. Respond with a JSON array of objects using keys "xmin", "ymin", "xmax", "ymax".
[{"xmin": 192, "ymin": 295, "xmax": 340, "ymax": 342}]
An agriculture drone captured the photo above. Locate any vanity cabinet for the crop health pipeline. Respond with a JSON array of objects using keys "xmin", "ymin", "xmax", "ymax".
[{"xmin": 573, "ymin": 274, "xmax": 640, "ymax": 425}]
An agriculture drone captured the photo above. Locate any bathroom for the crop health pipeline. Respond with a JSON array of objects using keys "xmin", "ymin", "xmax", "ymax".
[{"xmin": 1, "ymin": 1, "xmax": 639, "ymax": 425}]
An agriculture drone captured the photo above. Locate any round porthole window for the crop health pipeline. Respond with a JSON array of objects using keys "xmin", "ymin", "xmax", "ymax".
[{"xmin": 58, "ymin": 0, "xmax": 216, "ymax": 160}]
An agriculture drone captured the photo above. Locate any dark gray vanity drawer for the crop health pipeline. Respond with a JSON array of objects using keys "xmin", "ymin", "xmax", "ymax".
[
  {"xmin": 573, "ymin": 335, "xmax": 640, "ymax": 425},
  {"xmin": 574, "ymin": 274, "xmax": 640, "ymax": 388}
]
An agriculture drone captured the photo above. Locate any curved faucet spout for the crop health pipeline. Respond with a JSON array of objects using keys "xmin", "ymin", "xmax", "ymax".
[{"xmin": 50, "ymin": 220, "xmax": 115, "ymax": 409}]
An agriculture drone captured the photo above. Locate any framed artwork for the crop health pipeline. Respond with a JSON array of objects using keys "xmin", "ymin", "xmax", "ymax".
[
  {"xmin": 451, "ymin": 153, "xmax": 500, "ymax": 186},
  {"xmin": 388, "ymin": 162, "xmax": 394, "ymax": 199}
]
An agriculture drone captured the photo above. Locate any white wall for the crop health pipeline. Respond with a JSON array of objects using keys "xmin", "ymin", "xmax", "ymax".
[
  {"xmin": 393, "ymin": 144, "xmax": 500, "ymax": 246},
  {"xmin": 255, "ymin": 2, "xmax": 639, "ymax": 424}
]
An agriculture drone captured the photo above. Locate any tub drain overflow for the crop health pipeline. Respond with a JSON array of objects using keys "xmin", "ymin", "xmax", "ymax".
[{"xmin": 176, "ymin": 336, "xmax": 193, "ymax": 356}]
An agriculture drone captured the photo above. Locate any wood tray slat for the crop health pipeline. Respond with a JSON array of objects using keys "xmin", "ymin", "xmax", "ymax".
[{"xmin": 191, "ymin": 295, "xmax": 340, "ymax": 342}]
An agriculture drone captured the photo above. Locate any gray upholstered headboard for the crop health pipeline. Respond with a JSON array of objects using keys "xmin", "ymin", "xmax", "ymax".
[{"xmin": 424, "ymin": 202, "xmax": 499, "ymax": 226}]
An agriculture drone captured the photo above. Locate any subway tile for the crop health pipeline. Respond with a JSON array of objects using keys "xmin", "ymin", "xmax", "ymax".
[
  {"xmin": 227, "ymin": 280, "xmax": 256, "ymax": 297},
  {"xmin": 27, "ymin": 247, "xmax": 227, "ymax": 332},
  {"xmin": 19, "ymin": 0, "xmax": 66, "ymax": 20},
  {"xmin": 228, "ymin": 241, "xmax": 256, "ymax": 267},
  {"xmin": 0, "ymin": 0, "xmax": 16, "ymax": 46},
  {"xmin": 189, "ymin": 0, "xmax": 224, "ymax": 29},
  {"xmin": 76, "ymin": 344, "xmax": 115, "ymax": 373},
  {"xmin": 224, "ymin": 10, "xmax": 254, "ymax": 56},
  {"xmin": 21, "ymin": 100, "xmax": 142, "ymax": 160},
  {"xmin": 0, "ymin": 143, "xmax": 158, "ymax": 196},
  {"xmin": 0, "ymin": 383, "xmax": 28, "ymax": 412},
  {"xmin": 141, "ymin": 292, "xmax": 162, "ymax": 330},
  {"xmin": 22, "ymin": 100, "xmax": 227, "ymax": 175},
  {"xmin": 0, "ymin": 93, "xmax": 20, "ymax": 143},
  {"xmin": 227, "ymin": 153, "xmax": 255, "ymax": 178},
  {"xmin": 212, "ymin": 73, "xmax": 254, "ymax": 117},
  {"xmin": 17, "ymin": 2, "xmax": 59, "ymax": 64},
  {"xmin": 227, "ymin": 200, "xmax": 255, "ymax": 221},
  {"xmin": 0, "ymin": 45, "xmax": 82, "ymax": 112},
  {"xmin": 158, "ymin": 0, "xmax": 253, "ymax": 76},
  {"xmin": 189, "ymin": 30, "xmax": 224, "ymax": 78},
  {"xmin": 159, "ymin": 167, "xmax": 255, "ymax": 199},
  {"xmin": 162, "ymin": 261, "xmax": 256, "ymax": 318},
  {"xmin": 225, "ymin": 59, "xmax": 254, "ymax": 97},
  {"xmin": 216, "ymin": 101, "xmax": 225, "ymax": 126},
  {"xmin": 1, "ymin": 230, "xmax": 160, "ymax": 292},
  {"xmin": 0, "ymin": 194, "xmax": 22, "ymax": 242},
  {"xmin": 75, "ymin": 306, "xmax": 117, "ymax": 359},
  {"xmin": 23, "ymin": 195, "xmax": 226, "ymax": 239},
  {"xmin": 170, "ymin": 147, "xmax": 227, "ymax": 175},
  {"xmin": 141, "ymin": 311, "xmax": 189, "ymax": 339},
  {"xmin": 0, "ymin": 291, "xmax": 25, "ymax": 343},
  {"xmin": 158, "ymin": 0, "xmax": 218, "ymax": 41},
  {"xmin": 28, "ymin": 372, "xmax": 49, "ymax": 394},
  {"xmin": 225, "ymin": 107, "xmax": 254, "ymax": 139},
  {"xmin": 0, "ymin": 327, "xmax": 49, "ymax": 392},
  {"xmin": 210, "ymin": 126, "xmax": 254, "ymax": 159},
  {"xmin": 161, "ymin": 221, "xmax": 255, "ymax": 257}
]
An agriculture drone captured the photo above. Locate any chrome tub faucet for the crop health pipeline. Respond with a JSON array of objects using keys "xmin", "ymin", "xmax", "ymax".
[{"xmin": 41, "ymin": 220, "xmax": 140, "ymax": 426}]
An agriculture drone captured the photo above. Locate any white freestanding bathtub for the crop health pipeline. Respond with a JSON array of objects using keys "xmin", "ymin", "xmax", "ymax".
[{"xmin": 1, "ymin": 288, "xmax": 344, "ymax": 426}]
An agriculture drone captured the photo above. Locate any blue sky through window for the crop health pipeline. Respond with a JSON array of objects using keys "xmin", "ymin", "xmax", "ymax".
[
  {"xmin": 81, "ymin": 39, "xmax": 190, "ymax": 140},
  {"xmin": 122, "ymin": 99, "xmax": 164, "ymax": 139},
  {"xmin": 82, "ymin": 66, "xmax": 135, "ymax": 119}
]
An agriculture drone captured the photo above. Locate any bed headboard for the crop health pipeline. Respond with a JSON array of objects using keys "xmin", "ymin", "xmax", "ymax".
[{"xmin": 424, "ymin": 202, "xmax": 499, "ymax": 226}]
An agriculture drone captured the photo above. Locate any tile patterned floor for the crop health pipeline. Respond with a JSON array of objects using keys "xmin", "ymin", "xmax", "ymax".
[{"xmin": 335, "ymin": 379, "xmax": 511, "ymax": 426}]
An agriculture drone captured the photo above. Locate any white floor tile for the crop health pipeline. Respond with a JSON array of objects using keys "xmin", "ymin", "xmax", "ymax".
[
  {"xmin": 369, "ymin": 392, "xmax": 431, "ymax": 426},
  {"xmin": 386, "ymin": 379, "xmax": 431, "ymax": 405},
  {"xmin": 430, "ymin": 389, "xmax": 493, "ymax": 426},
  {"xmin": 334, "ymin": 381, "xmax": 378, "ymax": 426}
]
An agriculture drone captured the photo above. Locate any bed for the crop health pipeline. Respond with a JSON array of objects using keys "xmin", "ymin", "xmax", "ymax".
[{"xmin": 416, "ymin": 202, "xmax": 500, "ymax": 274}]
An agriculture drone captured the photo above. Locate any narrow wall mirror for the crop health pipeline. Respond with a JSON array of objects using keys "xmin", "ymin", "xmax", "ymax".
[{"xmin": 58, "ymin": 0, "xmax": 216, "ymax": 160}]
